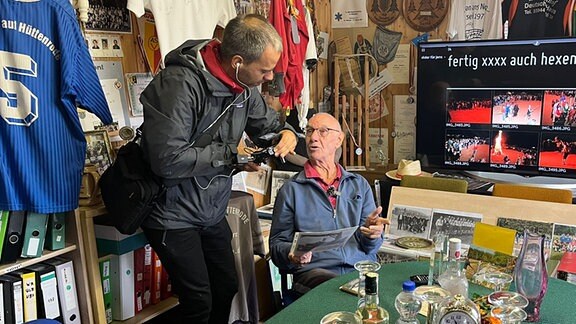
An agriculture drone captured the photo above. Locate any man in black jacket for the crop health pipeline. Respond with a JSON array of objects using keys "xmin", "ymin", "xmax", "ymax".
[{"xmin": 139, "ymin": 14, "xmax": 297, "ymax": 323}]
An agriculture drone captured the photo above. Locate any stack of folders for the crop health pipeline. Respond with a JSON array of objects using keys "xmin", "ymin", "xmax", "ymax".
[
  {"xmin": 95, "ymin": 225, "xmax": 173, "ymax": 322},
  {"xmin": 0, "ymin": 210, "xmax": 66, "ymax": 265},
  {"xmin": 0, "ymin": 256, "xmax": 80, "ymax": 323}
]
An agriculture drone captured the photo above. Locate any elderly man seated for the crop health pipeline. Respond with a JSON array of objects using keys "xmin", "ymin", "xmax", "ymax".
[{"xmin": 269, "ymin": 112, "xmax": 388, "ymax": 300}]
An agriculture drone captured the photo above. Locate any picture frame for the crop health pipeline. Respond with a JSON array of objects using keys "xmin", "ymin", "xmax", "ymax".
[
  {"xmin": 85, "ymin": 0, "xmax": 132, "ymax": 34},
  {"xmin": 84, "ymin": 130, "xmax": 115, "ymax": 174}
]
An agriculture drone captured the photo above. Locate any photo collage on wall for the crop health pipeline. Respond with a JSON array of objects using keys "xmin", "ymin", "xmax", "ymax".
[{"xmin": 443, "ymin": 89, "xmax": 576, "ymax": 172}]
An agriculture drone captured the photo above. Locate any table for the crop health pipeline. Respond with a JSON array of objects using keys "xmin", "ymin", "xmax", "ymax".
[{"xmin": 265, "ymin": 261, "xmax": 576, "ymax": 324}]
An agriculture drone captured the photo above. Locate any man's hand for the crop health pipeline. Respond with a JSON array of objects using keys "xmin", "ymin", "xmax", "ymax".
[
  {"xmin": 289, "ymin": 251, "xmax": 312, "ymax": 266},
  {"xmin": 274, "ymin": 129, "xmax": 298, "ymax": 158},
  {"xmin": 359, "ymin": 206, "xmax": 389, "ymax": 239}
]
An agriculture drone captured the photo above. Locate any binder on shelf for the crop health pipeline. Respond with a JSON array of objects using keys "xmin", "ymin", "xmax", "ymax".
[
  {"xmin": 160, "ymin": 267, "xmax": 172, "ymax": 300},
  {"xmin": 99, "ymin": 256, "xmax": 113, "ymax": 323},
  {"xmin": 0, "ymin": 211, "xmax": 10, "ymax": 258},
  {"xmin": 133, "ymin": 247, "xmax": 145, "ymax": 314},
  {"xmin": 11, "ymin": 268, "xmax": 37, "ymax": 322},
  {"xmin": 42, "ymin": 257, "xmax": 80, "ymax": 324},
  {"xmin": 0, "ymin": 211, "xmax": 26, "ymax": 264},
  {"xmin": 151, "ymin": 251, "xmax": 162, "ymax": 305},
  {"xmin": 25, "ymin": 263, "xmax": 62, "ymax": 321},
  {"xmin": 110, "ymin": 251, "xmax": 135, "ymax": 320},
  {"xmin": 142, "ymin": 244, "xmax": 153, "ymax": 309},
  {"xmin": 45, "ymin": 212, "xmax": 66, "ymax": 251},
  {"xmin": 0, "ymin": 281, "xmax": 4, "ymax": 324},
  {"xmin": 21, "ymin": 212, "xmax": 49, "ymax": 258},
  {"xmin": 0, "ymin": 274, "xmax": 24, "ymax": 324}
]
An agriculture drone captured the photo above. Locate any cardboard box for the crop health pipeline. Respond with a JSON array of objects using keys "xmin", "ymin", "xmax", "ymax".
[{"xmin": 94, "ymin": 225, "xmax": 147, "ymax": 256}]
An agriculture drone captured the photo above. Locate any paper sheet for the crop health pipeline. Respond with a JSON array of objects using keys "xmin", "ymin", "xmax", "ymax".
[{"xmin": 393, "ymin": 95, "xmax": 416, "ymax": 163}]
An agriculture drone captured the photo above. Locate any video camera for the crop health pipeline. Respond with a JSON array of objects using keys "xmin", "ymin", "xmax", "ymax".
[{"xmin": 234, "ymin": 146, "xmax": 276, "ymax": 166}]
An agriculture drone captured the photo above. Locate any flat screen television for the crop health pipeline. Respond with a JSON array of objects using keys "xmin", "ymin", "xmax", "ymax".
[{"xmin": 416, "ymin": 38, "xmax": 576, "ymax": 186}]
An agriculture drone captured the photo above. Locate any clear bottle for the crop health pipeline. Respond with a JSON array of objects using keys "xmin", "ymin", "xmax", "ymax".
[
  {"xmin": 437, "ymin": 238, "xmax": 469, "ymax": 297},
  {"xmin": 356, "ymin": 271, "xmax": 389, "ymax": 324},
  {"xmin": 394, "ymin": 280, "xmax": 422, "ymax": 324},
  {"xmin": 428, "ymin": 234, "xmax": 447, "ymax": 285}
]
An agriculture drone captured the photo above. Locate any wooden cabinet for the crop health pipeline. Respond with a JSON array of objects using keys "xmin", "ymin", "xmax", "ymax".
[{"xmin": 77, "ymin": 205, "xmax": 178, "ymax": 324}]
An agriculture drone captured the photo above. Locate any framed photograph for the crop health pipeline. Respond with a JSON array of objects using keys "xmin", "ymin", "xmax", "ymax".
[
  {"xmin": 85, "ymin": 0, "xmax": 132, "ymax": 34},
  {"xmin": 84, "ymin": 130, "xmax": 115, "ymax": 174}
]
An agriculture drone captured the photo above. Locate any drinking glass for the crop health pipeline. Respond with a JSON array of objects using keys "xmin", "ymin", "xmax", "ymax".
[
  {"xmin": 354, "ymin": 260, "xmax": 381, "ymax": 307},
  {"xmin": 320, "ymin": 311, "xmax": 362, "ymax": 324},
  {"xmin": 490, "ymin": 305, "xmax": 527, "ymax": 324},
  {"xmin": 487, "ymin": 291, "xmax": 529, "ymax": 309},
  {"xmin": 414, "ymin": 285, "xmax": 450, "ymax": 324},
  {"xmin": 484, "ymin": 271, "xmax": 513, "ymax": 292}
]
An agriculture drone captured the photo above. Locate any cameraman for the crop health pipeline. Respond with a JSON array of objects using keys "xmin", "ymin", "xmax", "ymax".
[{"xmin": 139, "ymin": 14, "xmax": 296, "ymax": 323}]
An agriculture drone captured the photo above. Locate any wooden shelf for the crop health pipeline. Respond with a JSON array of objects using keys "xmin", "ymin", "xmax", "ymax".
[
  {"xmin": 111, "ymin": 297, "xmax": 179, "ymax": 324},
  {"xmin": 78, "ymin": 205, "xmax": 179, "ymax": 324},
  {"xmin": 79, "ymin": 204, "xmax": 108, "ymax": 219},
  {"xmin": 0, "ymin": 244, "xmax": 77, "ymax": 275}
]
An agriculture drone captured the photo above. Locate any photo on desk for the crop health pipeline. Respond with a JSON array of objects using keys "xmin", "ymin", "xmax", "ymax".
[
  {"xmin": 496, "ymin": 217, "xmax": 553, "ymax": 258},
  {"xmin": 429, "ymin": 209, "xmax": 483, "ymax": 247},
  {"xmin": 465, "ymin": 245, "xmax": 517, "ymax": 290},
  {"xmin": 551, "ymin": 223, "xmax": 576, "ymax": 261},
  {"xmin": 388, "ymin": 204, "xmax": 433, "ymax": 239}
]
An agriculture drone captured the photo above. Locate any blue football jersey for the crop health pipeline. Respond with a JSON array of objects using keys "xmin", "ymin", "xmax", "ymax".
[{"xmin": 0, "ymin": 0, "xmax": 112, "ymax": 213}]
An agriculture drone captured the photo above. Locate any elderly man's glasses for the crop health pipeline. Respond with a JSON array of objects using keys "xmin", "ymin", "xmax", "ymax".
[{"xmin": 304, "ymin": 126, "xmax": 340, "ymax": 137}]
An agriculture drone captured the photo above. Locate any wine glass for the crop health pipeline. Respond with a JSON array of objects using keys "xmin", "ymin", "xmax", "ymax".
[
  {"xmin": 414, "ymin": 285, "xmax": 450, "ymax": 324},
  {"xmin": 490, "ymin": 305, "xmax": 527, "ymax": 324},
  {"xmin": 484, "ymin": 271, "xmax": 513, "ymax": 292},
  {"xmin": 487, "ymin": 291, "xmax": 529, "ymax": 309}
]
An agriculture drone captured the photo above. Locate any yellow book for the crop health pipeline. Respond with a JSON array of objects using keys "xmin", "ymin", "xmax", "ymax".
[{"xmin": 472, "ymin": 223, "xmax": 516, "ymax": 255}]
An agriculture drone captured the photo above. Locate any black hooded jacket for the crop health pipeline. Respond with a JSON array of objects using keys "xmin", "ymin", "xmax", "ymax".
[{"xmin": 139, "ymin": 39, "xmax": 292, "ymax": 229}]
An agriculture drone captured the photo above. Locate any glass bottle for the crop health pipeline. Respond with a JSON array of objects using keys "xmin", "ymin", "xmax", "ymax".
[
  {"xmin": 513, "ymin": 230, "xmax": 548, "ymax": 322},
  {"xmin": 355, "ymin": 260, "xmax": 382, "ymax": 308},
  {"xmin": 395, "ymin": 280, "xmax": 422, "ymax": 324},
  {"xmin": 437, "ymin": 238, "xmax": 468, "ymax": 297},
  {"xmin": 428, "ymin": 234, "xmax": 447, "ymax": 285},
  {"xmin": 356, "ymin": 271, "xmax": 389, "ymax": 324}
]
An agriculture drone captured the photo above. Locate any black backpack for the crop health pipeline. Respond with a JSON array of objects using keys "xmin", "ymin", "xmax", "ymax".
[{"xmin": 98, "ymin": 130, "xmax": 165, "ymax": 235}]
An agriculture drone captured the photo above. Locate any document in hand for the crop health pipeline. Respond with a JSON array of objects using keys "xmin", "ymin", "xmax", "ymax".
[{"xmin": 290, "ymin": 226, "xmax": 358, "ymax": 257}]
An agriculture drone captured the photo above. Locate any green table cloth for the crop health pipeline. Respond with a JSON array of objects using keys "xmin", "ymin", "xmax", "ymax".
[{"xmin": 266, "ymin": 261, "xmax": 575, "ymax": 324}]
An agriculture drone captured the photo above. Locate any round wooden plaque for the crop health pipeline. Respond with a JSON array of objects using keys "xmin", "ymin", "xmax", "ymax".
[
  {"xmin": 367, "ymin": 0, "xmax": 402, "ymax": 26},
  {"xmin": 402, "ymin": 0, "xmax": 449, "ymax": 32}
]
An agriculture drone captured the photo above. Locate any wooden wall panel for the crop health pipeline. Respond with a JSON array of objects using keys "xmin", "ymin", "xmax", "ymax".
[{"xmin": 316, "ymin": 1, "xmax": 450, "ymax": 172}]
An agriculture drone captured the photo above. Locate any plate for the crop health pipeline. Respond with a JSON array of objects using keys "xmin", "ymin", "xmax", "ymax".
[{"xmin": 395, "ymin": 236, "xmax": 433, "ymax": 249}]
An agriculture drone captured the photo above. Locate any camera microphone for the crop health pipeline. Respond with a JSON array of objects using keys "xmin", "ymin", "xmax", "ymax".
[{"xmin": 327, "ymin": 186, "xmax": 341, "ymax": 198}]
